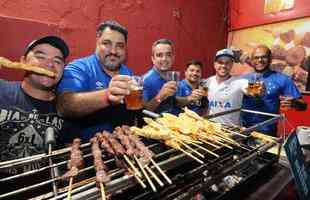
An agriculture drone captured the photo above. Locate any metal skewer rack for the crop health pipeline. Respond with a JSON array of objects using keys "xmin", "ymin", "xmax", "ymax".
[{"xmin": 0, "ymin": 108, "xmax": 284, "ymax": 200}]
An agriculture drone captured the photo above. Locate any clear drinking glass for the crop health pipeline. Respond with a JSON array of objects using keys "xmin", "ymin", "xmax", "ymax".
[
  {"xmin": 165, "ymin": 71, "xmax": 180, "ymax": 82},
  {"xmin": 124, "ymin": 76, "xmax": 144, "ymax": 110}
]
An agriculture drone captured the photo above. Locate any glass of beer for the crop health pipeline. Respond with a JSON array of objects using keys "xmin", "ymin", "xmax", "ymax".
[
  {"xmin": 165, "ymin": 71, "xmax": 180, "ymax": 82},
  {"xmin": 199, "ymin": 79, "xmax": 208, "ymax": 97},
  {"xmin": 124, "ymin": 76, "xmax": 144, "ymax": 110},
  {"xmin": 247, "ymin": 79, "xmax": 264, "ymax": 97}
]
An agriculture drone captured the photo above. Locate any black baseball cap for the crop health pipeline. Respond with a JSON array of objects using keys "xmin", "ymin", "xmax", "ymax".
[{"xmin": 24, "ymin": 35, "xmax": 70, "ymax": 59}]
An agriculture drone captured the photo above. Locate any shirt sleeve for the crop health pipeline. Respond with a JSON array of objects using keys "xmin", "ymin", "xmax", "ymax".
[
  {"xmin": 239, "ymin": 78, "xmax": 249, "ymax": 94},
  {"xmin": 282, "ymin": 76, "xmax": 301, "ymax": 99},
  {"xmin": 56, "ymin": 61, "xmax": 89, "ymax": 94},
  {"xmin": 143, "ymin": 78, "xmax": 154, "ymax": 101},
  {"xmin": 176, "ymin": 81, "xmax": 185, "ymax": 97}
]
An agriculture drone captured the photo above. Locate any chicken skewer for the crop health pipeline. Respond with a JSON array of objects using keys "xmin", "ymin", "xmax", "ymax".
[
  {"xmin": 165, "ymin": 140, "xmax": 204, "ymax": 164},
  {"xmin": 122, "ymin": 125, "xmax": 172, "ymax": 185},
  {"xmin": 114, "ymin": 127, "xmax": 157, "ymax": 191},
  {"xmin": 122, "ymin": 126, "xmax": 164, "ymax": 187}
]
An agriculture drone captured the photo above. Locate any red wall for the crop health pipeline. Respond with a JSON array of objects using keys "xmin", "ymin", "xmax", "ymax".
[
  {"xmin": 229, "ymin": 0, "xmax": 310, "ymax": 30},
  {"xmin": 0, "ymin": 0, "xmax": 228, "ymax": 80}
]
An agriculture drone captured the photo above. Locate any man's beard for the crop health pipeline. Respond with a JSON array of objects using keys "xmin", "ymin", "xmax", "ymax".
[
  {"xmin": 254, "ymin": 64, "xmax": 269, "ymax": 73},
  {"xmin": 102, "ymin": 55, "xmax": 122, "ymax": 71}
]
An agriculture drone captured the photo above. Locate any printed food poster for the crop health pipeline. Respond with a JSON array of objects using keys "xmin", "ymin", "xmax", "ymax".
[{"xmin": 228, "ymin": 17, "xmax": 310, "ymax": 92}]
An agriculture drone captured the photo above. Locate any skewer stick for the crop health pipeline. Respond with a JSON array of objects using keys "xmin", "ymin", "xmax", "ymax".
[
  {"xmin": 150, "ymin": 158, "xmax": 172, "ymax": 184},
  {"xmin": 207, "ymin": 136, "xmax": 233, "ymax": 149},
  {"xmin": 145, "ymin": 165, "xmax": 164, "ymax": 187},
  {"xmin": 134, "ymin": 155, "xmax": 157, "ymax": 192},
  {"xmin": 190, "ymin": 142, "xmax": 219, "ymax": 158},
  {"xmin": 222, "ymin": 128, "xmax": 247, "ymax": 138},
  {"xmin": 198, "ymin": 138, "xmax": 221, "ymax": 149},
  {"xmin": 123, "ymin": 155, "xmax": 142, "ymax": 177},
  {"xmin": 178, "ymin": 140, "xmax": 205, "ymax": 158},
  {"xmin": 213, "ymin": 132, "xmax": 238, "ymax": 144},
  {"xmin": 99, "ymin": 183, "xmax": 106, "ymax": 200},
  {"xmin": 67, "ymin": 177, "xmax": 73, "ymax": 200},
  {"xmin": 127, "ymin": 168, "xmax": 147, "ymax": 188},
  {"xmin": 178, "ymin": 147, "xmax": 204, "ymax": 164},
  {"xmin": 123, "ymin": 158, "xmax": 147, "ymax": 188}
]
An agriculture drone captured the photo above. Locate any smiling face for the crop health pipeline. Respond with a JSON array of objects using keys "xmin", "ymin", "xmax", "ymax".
[
  {"xmin": 152, "ymin": 43, "xmax": 174, "ymax": 73},
  {"xmin": 185, "ymin": 64, "xmax": 202, "ymax": 84},
  {"xmin": 96, "ymin": 27, "xmax": 127, "ymax": 72},
  {"xmin": 22, "ymin": 43, "xmax": 65, "ymax": 90},
  {"xmin": 214, "ymin": 56, "xmax": 233, "ymax": 79},
  {"xmin": 251, "ymin": 46, "xmax": 271, "ymax": 73}
]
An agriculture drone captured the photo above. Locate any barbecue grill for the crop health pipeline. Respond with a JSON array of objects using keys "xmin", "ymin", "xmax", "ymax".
[{"xmin": 0, "ymin": 109, "xmax": 284, "ymax": 200}]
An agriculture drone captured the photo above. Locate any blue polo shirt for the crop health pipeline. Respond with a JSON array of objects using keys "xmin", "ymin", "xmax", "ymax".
[
  {"xmin": 176, "ymin": 79, "xmax": 208, "ymax": 115},
  {"xmin": 241, "ymin": 70, "xmax": 301, "ymax": 135},
  {"xmin": 143, "ymin": 68, "xmax": 177, "ymax": 114},
  {"xmin": 57, "ymin": 54, "xmax": 133, "ymax": 141}
]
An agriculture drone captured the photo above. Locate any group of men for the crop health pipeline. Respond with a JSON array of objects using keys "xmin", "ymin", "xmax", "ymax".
[{"xmin": 0, "ymin": 20, "xmax": 305, "ymax": 171}]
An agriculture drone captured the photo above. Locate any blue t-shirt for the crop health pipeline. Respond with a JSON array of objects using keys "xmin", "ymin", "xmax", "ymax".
[
  {"xmin": 143, "ymin": 68, "xmax": 177, "ymax": 114},
  {"xmin": 176, "ymin": 79, "xmax": 208, "ymax": 115},
  {"xmin": 57, "ymin": 54, "xmax": 134, "ymax": 141},
  {"xmin": 241, "ymin": 70, "xmax": 301, "ymax": 135}
]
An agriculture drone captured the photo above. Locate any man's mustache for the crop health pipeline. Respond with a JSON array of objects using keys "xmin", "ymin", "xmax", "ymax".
[{"xmin": 105, "ymin": 53, "xmax": 120, "ymax": 59}]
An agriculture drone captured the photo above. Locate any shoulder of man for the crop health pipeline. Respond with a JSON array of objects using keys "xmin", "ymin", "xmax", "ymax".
[
  {"xmin": 143, "ymin": 68, "xmax": 157, "ymax": 82},
  {"xmin": 0, "ymin": 80, "xmax": 20, "ymax": 94},
  {"xmin": 205, "ymin": 75, "xmax": 216, "ymax": 85},
  {"xmin": 65, "ymin": 54, "xmax": 96, "ymax": 71},
  {"xmin": 0, "ymin": 81, "xmax": 23, "ymax": 104}
]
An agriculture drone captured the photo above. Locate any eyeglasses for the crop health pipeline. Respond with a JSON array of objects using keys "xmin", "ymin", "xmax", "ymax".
[{"xmin": 252, "ymin": 55, "xmax": 269, "ymax": 61}]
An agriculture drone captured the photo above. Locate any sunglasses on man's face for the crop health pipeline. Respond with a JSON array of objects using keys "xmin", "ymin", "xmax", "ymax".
[{"xmin": 252, "ymin": 55, "xmax": 269, "ymax": 61}]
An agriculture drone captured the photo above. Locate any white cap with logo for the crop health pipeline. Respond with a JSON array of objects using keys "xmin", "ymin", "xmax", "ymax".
[{"xmin": 215, "ymin": 48, "xmax": 235, "ymax": 61}]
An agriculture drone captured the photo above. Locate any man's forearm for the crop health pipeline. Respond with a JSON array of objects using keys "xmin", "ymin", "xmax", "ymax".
[
  {"xmin": 56, "ymin": 90, "xmax": 111, "ymax": 118},
  {"xmin": 143, "ymin": 96, "xmax": 162, "ymax": 112},
  {"xmin": 176, "ymin": 96, "xmax": 191, "ymax": 107}
]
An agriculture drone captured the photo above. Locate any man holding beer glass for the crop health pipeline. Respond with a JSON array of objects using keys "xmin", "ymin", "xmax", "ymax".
[
  {"xmin": 205, "ymin": 48, "xmax": 248, "ymax": 126},
  {"xmin": 241, "ymin": 44, "xmax": 303, "ymax": 136},
  {"xmin": 176, "ymin": 59, "xmax": 208, "ymax": 116},
  {"xmin": 143, "ymin": 38, "xmax": 179, "ymax": 114},
  {"xmin": 56, "ymin": 20, "xmax": 136, "ymax": 141},
  {"xmin": 124, "ymin": 76, "xmax": 144, "ymax": 110}
]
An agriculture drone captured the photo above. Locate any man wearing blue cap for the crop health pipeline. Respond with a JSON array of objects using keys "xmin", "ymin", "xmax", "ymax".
[
  {"xmin": 205, "ymin": 48, "xmax": 248, "ymax": 126},
  {"xmin": 0, "ymin": 35, "xmax": 71, "ymax": 171}
]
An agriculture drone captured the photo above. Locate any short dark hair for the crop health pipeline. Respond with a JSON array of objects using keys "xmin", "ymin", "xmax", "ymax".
[
  {"xmin": 186, "ymin": 59, "xmax": 203, "ymax": 70},
  {"xmin": 96, "ymin": 20, "xmax": 128, "ymax": 42},
  {"xmin": 152, "ymin": 38, "xmax": 174, "ymax": 54}
]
